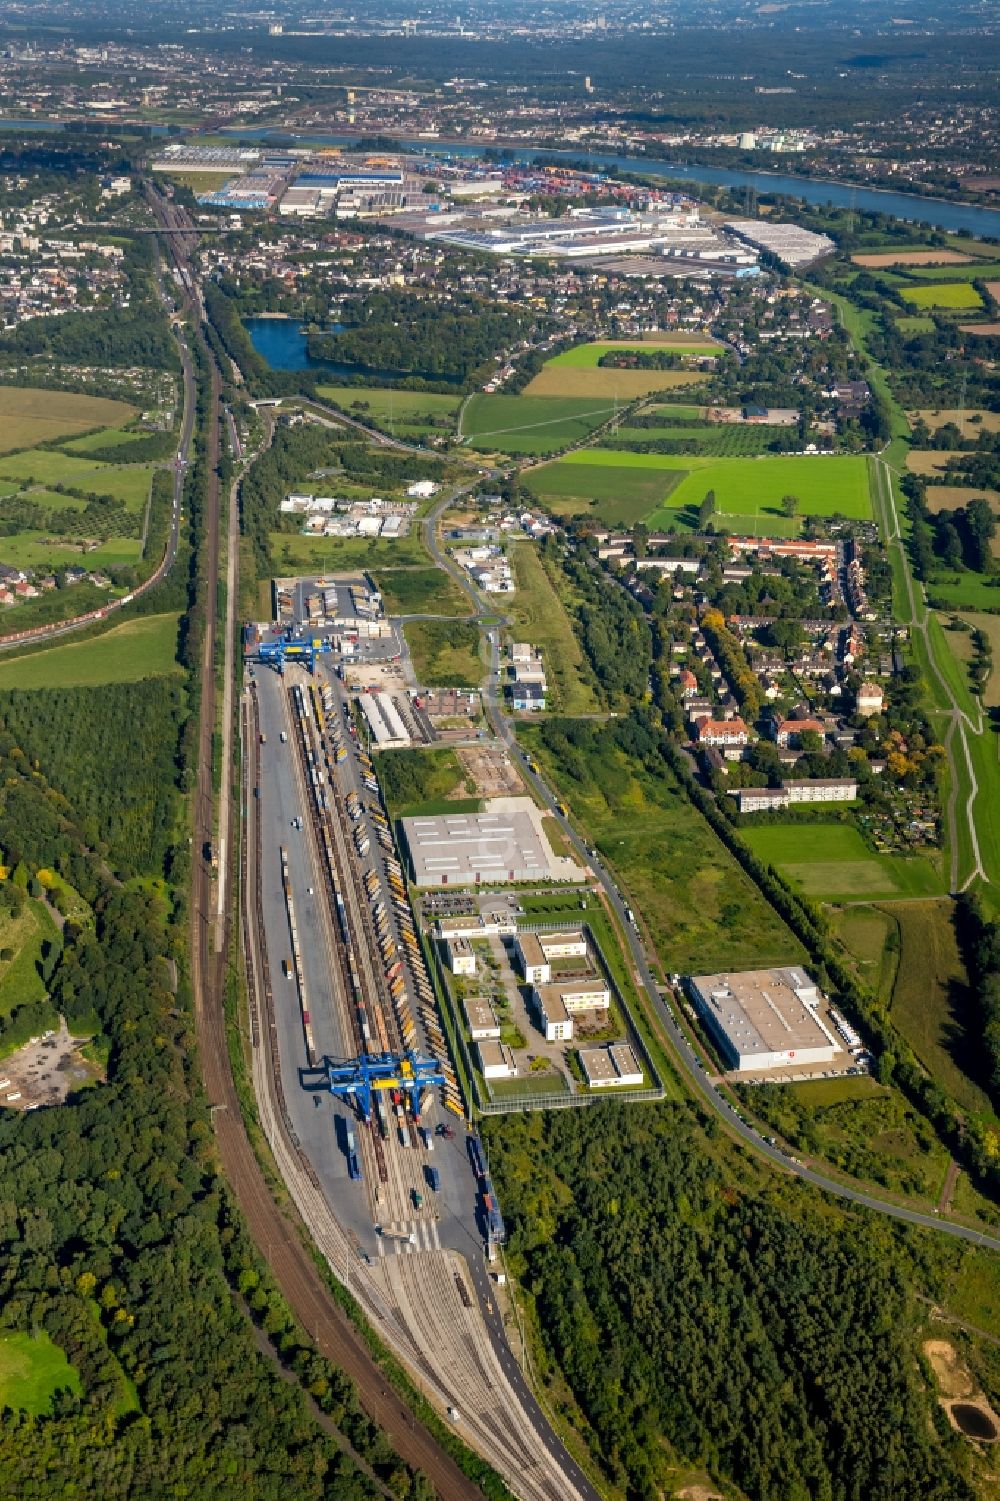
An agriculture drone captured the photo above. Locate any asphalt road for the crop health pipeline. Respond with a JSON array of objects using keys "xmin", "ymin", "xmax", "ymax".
[{"xmin": 422, "ymin": 493, "xmax": 1000, "ymax": 1255}]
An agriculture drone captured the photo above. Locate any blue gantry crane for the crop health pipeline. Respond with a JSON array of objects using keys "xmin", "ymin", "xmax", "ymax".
[
  {"xmin": 325, "ymin": 1051, "xmax": 447, "ymax": 1122},
  {"xmin": 243, "ymin": 624, "xmax": 333, "ymax": 675}
]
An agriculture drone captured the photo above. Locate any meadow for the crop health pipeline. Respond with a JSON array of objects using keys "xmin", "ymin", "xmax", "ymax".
[
  {"xmin": 0, "ymin": 1332, "xmax": 81, "ymax": 1416},
  {"xmin": 911, "ymin": 408, "xmax": 1000, "ymax": 437},
  {"xmin": 0, "ymin": 450, "xmax": 154, "ymax": 511},
  {"xmin": 461, "ymin": 394, "xmax": 618, "ymax": 454},
  {"xmin": 902, "ymin": 283, "xmax": 984, "ymax": 311},
  {"xmin": 316, "ymin": 385, "xmax": 460, "ymax": 440},
  {"xmin": 742, "ymin": 822, "xmax": 944, "ymax": 902},
  {"xmin": 0, "ymin": 898, "xmax": 60, "ymax": 1015},
  {"xmin": 374, "ymin": 565, "xmax": 469, "ymax": 617},
  {"xmin": 403, "ymin": 619, "xmax": 482, "ymax": 688},
  {"xmin": 882, "ymin": 898, "xmax": 990, "ymax": 1115},
  {"xmin": 521, "ymin": 720, "xmax": 803, "ymax": 975},
  {"xmin": 269, "ymin": 529, "xmax": 430, "ymax": 572},
  {"xmin": 0, "ymin": 533, "xmax": 143, "ymax": 570},
  {"xmin": 62, "ymin": 427, "xmax": 150, "ymax": 455},
  {"xmin": 0, "ymin": 612, "xmax": 181, "ymax": 690},
  {"xmin": 507, "ymin": 542, "xmax": 600, "ymax": 714},
  {"xmin": 0, "ymin": 386, "xmax": 135, "ymax": 453}
]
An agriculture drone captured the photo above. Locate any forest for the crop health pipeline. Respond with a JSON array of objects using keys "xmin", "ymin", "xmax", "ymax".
[
  {"xmin": 483, "ymin": 1105, "xmax": 976, "ymax": 1501},
  {"xmin": 0, "ymin": 678, "xmax": 186, "ymax": 879},
  {"xmin": 547, "ymin": 541, "xmax": 652, "ymax": 707},
  {"xmin": 309, "ymin": 289, "xmax": 533, "ymax": 389}
]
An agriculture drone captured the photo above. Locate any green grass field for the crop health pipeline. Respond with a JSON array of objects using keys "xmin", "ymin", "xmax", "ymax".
[
  {"xmin": 507, "ymin": 542, "xmax": 600, "ymax": 714},
  {"xmin": 375, "ymin": 565, "xmax": 469, "ymax": 617},
  {"xmin": 0, "ymin": 898, "xmax": 59, "ymax": 1015},
  {"xmin": 743, "ymin": 823, "xmax": 944, "ymax": 902},
  {"xmin": 927, "ymin": 572, "xmax": 1000, "ymax": 612},
  {"xmin": 903, "ymin": 283, "xmax": 984, "ymax": 310},
  {"xmin": 0, "ymin": 612, "xmax": 181, "ymax": 690},
  {"xmin": 269, "ymin": 530, "xmax": 430, "ymax": 573},
  {"xmin": 0, "ymin": 387, "xmax": 135, "ymax": 455},
  {"xmin": 905, "ymin": 262, "xmax": 1000, "ymax": 282},
  {"xmin": 832, "ymin": 905, "xmax": 899, "ymax": 1005},
  {"xmin": 403, "ymin": 619, "xmax": 482, "ymax": 688},
  {"xmin": 525, "ymin": 457, "xmax": 688, "ymax": 525},
  {"xmin": 0, "ymin": 533, "xmax": 143, "ymax": 570},
  {"xmin": 529, "ymin": 449, "xmax": 872, "ymax": 527},
  {"xmin": 461, "ymin": 394, "xmax": 618, "ymax": 454},
  {"xmin": 0, "ymin": 1332, "xmax": 81, "ymax": 1415},
  {"xmin": 316, "ymin": 385, "xmax": 461, "ymax": 439},
  {"xmin": 61, "ymin": 427, "xmax": 148, "ymax": 455},
  {"xmin": 895, "ymin": 315, "xmax": 936, "ymax": 334},
  {"xmin": 550, "ymin": 338, "xmax": 719, "ymax": 367},
  {"xmin": 883, "ymin": 899, "xmax": 990, "ymax": 1114},
  {"xmin": 0, "ymin": 451, "xmax": 153, "ymax": 511},
  {"xmin": 522, "ymin": 722, "xmax": 803, "ymax": 974}
]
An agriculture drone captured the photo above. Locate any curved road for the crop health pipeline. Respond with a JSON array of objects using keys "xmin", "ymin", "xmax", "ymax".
[{"xmin": 421, "ymin": 491, "xmax": 1000, "ymax": 1254}]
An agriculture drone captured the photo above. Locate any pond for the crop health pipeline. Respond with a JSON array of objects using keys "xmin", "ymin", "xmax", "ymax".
[
  {"xmin": 951, "ymin": 1403, "xmax": 998, "ymax": 1441},
  {"xmin": 244, "ymin": 316, "xmax": 460, "ymax": 384}
]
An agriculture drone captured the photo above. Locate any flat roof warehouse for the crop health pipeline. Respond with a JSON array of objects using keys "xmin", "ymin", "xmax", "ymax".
[
  {"xmin": 402, "ymin": 802, "xmax": 573, "ymax": 886},
  {"xmin": 687, "ymin": 966, "xmax": 842, "ymax": 1073}
]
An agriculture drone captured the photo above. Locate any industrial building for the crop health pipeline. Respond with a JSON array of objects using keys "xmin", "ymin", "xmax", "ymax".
[
  {"xmin": 579, "ymin": 1044, "xmax": 644, "ymax": 1089},
  {"xmin": 359, "ymin": 691, "xmax": 410, "ymax": 750},
  {"xmin": 687, "ymin": 967, "xmax": 841, "ymax": 1073},
  {"xmin": 724, "ymin": 220, "xmax": 836, "ymax": 269},
  {"xmin": 402, "ymin": 799, "xmax": 575, "ymax": 887},
  {"xmin": 464, "ymin": 998, "xmax": 500, "ymax": 1042}
]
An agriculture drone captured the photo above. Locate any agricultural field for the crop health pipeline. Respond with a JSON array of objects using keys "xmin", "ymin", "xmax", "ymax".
[
  {"xmin": 0, "ymin": 1332, "xmax": 81, "ymax": 1415},
  {"xmin": 0, "ymin": 450, "xmax": 154, "ymax": 510},
  {"xmin": 852, "ymin": 252, "xmax": 976, "ymax": 268},
  {"xmin": 925, "ymin": 488, "xmax": 1000, "ymax": 515},
  {"xmin": 507, "ymin": 542, "xmax": 600, "ymax": 714},
  {"xmin": 403, "ymin": 619, "xmax": 482, "ymax": 688},
  {"xmin": 960, "ymin": 321, "xmax": 1000, "ymax": 338},
  {"xmin": 742, "ymin": 823, "xmax": 944, "ymax": 903},
  {"xmin": 268, "ymin": 530, "xmax": 430, "ymax": 573},
  {"xmin": 374, "ymin": 565, "xmax": 469, "ymax": 617},
  {"xmin": 548, "ymin": 336, "xmax": 721, "ymax": 367},
  {"xmin": 902, "ymin": 283, "xmax": 984, "ymax": 311},
  {"xmin": 0, "ymin": 386, "xmax": 135, "ymax": 454},
  {"xmin": 604, "ymin": 423, "xmax": 797, "ymax": 458},
  {"xmin": 0, "ymin": 612, "xmax": 181, "ymax": 690},
  {"xmin": 903, "ymin": 262, "xmax": 1000, "ymax": 282},
  {"xmin": 525, "ymin": 364, "xmax": 709, "ymax": 399},
  {"xmin": 521, "ymin": 720, "xmax": 803, "ymax": 975},
  {"xmin": 524, "ymin": 457, "xmax": 688, "ymax": 526},
  {"xmin": 883, "ymin": 899, "xmax": 990, "ymax": 1115},
  {"xmin": 460, "ymin": 394, "xmax": 618, "ymax": 455},
  {"xmin": 316, "ymin": 385, "xmax": 460, "ymax": 441}
]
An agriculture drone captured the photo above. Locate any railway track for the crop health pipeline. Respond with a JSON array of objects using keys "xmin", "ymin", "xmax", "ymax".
[{"xmin": 188, "ymin": 333, "xmax": 484, "ymax": 1499}]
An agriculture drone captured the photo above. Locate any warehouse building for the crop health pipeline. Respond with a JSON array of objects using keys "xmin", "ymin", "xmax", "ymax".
[
  {"xmin": 402, "ymin": 799, "xmax": 575, "ymax": 887},
  {"xmin": 359, "ymin": 691, "xmax": 410, "ymax": 750},
  {"xmin": 687, "ymin": 967, "xmax": 841, "ymax": 1073}
]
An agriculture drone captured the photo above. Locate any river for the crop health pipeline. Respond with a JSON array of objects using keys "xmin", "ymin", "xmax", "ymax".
[{"xmin": 223, "ymin": 128, "xmax": 1000, "ymax": 241}]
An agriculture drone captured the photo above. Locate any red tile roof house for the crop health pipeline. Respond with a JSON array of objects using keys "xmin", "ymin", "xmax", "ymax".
[{"xmin": 770, "ymin": 715, "xmax": 824, "ymax": 749}]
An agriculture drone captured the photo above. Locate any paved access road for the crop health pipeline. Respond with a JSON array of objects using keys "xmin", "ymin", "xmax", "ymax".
[{"xmin": 422, "ymin": 493, "xmax": 1000, "ymax": 1255}]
